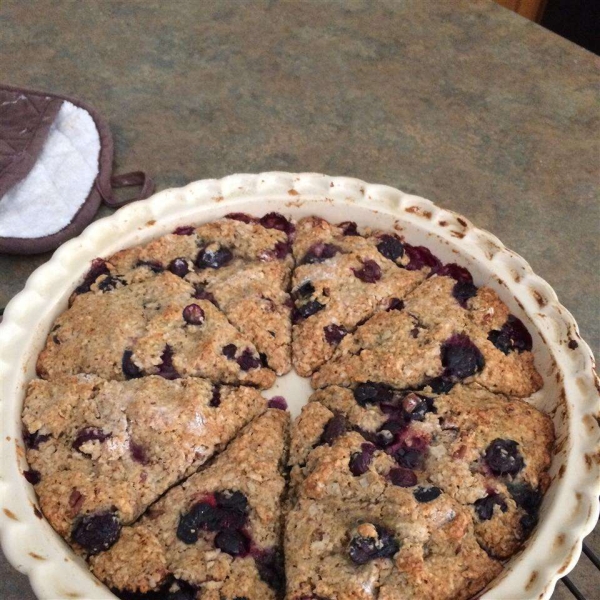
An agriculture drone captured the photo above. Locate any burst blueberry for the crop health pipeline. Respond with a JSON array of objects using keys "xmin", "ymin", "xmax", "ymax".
[
  {"xmin": 413, "ymin": 486, "xmax": 441, "ymax": 503},
  {"xmin": 348, "ymin": 525, "xmax": 399, "ymax": 564},
  {"xmin": 301, "ymin": 242, "xmax": 340, "ymax": 264},
  {"xmin": 196, "ymin": 246, "xmax": 233, "ymax": 269},
  {"xmin": 156, "ymin": 345, "xmax": 180, "ymax": 380},
  {"xmin": 71, "ymin": 511, "xmax": 121, "ymax": 555},
  {"xmin": 353, "ymin": 259, "xmax": 382, "ymax": 283},
  {"xmin": 237, "ymin": 348, "xmax": 261, "ymax": 371},
  {"xmin": 376, "ymin": 234, "xmax": 404, "ymax": 261},
  {"xmin": 72, "ymin": 427, "xmax": 111, "ymax": 452},
  {"xmin": 484, "ymin": 439, "xmax": 524, "ymax": 475},
  {"xmin": 215, "ymin": 529, "xmax": 250, "ymax": 556},
  {"xmin": 349, "ymin": 444, "xmax": 376, "ymax": 476},
  {"xmin": 404, "ymin": 244, "xmax": 442, "ymax": 272},
  {"xmin": 323, "ymin": 323, "xmax": 347, "ymax": 345},
  {"xmin": 320, "ymin": 414, "xmax": 347, "ymax": 445},
  {"xmin": 488, "ymin": 315, "xmax": 533, "ymax": 354},
  {"xmin": 474, "ymin": 493, "xmax": 508, "ymax": 521},
  {"xmin": 441, "ymin": 333, "xmax": 485, "ymax": 379},
  {"xmin": 293, "ymin": 300, "xmax": 325, "ymax": 322}
]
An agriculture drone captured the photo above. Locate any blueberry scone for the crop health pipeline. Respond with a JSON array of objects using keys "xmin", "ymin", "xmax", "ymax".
[
  {"xmin": 311, "ymin": 275, "xmax": 542, "ymax": 398},
  {"xmin": 90, "ymin": 409, "xmax": 289, "ymax": 600},
  {"xmin": 308, "ymin": 383, "xmax": 554, "ymax": 559},
  {"xmin": 38, "ymin": 272, "xmax": 276, "ymax": 388},
  {"xmin": 291, "ymin": 217, "xmax": 430, "ymax": 376},
  {"xmin": 285, "ymin": 406, "xmax": 502, "ymax": 599},
  {"xmin": 69, "ymin": 214, "xmax": 295, "ymax": 375}
]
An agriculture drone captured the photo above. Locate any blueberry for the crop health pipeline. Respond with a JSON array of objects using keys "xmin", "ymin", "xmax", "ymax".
[
  {"xmin": 193, "ymin": 285, "xmax": 218, "ymax": 305},
  {"xmin": 293, "ymin": 281, "xmax": 315, "ymax": 299},
  {"xmin": 320, "ymin": 414, "xmax": 347, "ymax": 446},
  {"xmin": 507, "ymin": 482, "xmax": 542, "ymax": 513},
  {"xmin": 129, "ymin": 440, "xmax": 149, "ymax": 465},
  {"xmin": 323, "ymin": 324, "xmax": 347, "ymax": 345},
  {"xmin": 425, "ymin": 376, "xmax": 455, "ymax": 394},
  {"xmin": 352, "ymin": 259, "xmax": 382, "ymax": 283},
  {"xmin": 259, "ymin": 212, "xmax": 294, "ymax": 236},
  {"xmin": 196, "ymin": 246, "xmax": 233, "ymax": 269},
  {"xmin": 136, "ymin": 260, "xmax": 164, "ymax": 273},
  {"xmin": 71, "ymin": 511, "xmax": 121, "ymax": 555},
  {"xmin": 254, "ymin": 548, "xmax": 285, "ymax": 593},
  {"xmin": 268, "ymin": 396, "xmax": 288, "ymax": 410},
  {"xmin": 378, "ymin": 420, "xmax": 405, "ymax": 436},
  {"xmin": 376, "ymin": 235, "xmax": 404, "ymax": 261},
  {"xmin": 177, "ymin": 501, "xmax": 221, "ymax": 543},
  {"xmin": 389, "ymin": 467, "xmax": 417, "ymax": 487},
  {"xmin": 272, "ymin": 240, "xmax": 291, "ymax": 259},
  {"xmin": 215, "ymin": 529, "xmax": 250, "ymax": 556},
  {"xmin": 75, "ymin": 258, "xmax": 109, "ymax": 295},
  {"xmin": 436, "ymin": 263, "xmax": 473, "ymax": 284},
  {"xmin": 168, "ymin": 258, "xmax": 189, "ymax": 278},
  {"xmin": 401, "ymin": 393, "xmax": 435, "ymax": 421},
  {"xmin": 215, "ymin": 490, "xmax": 248, "ymax": 515},
  {"xmin": 301, "ymin": 243, "xmax": 340, "ymax": 264},
  {"xmin": 441, "ymin": 334, "xmax": 485, "ymax": 379},
  {"xmin": 122, "ymin": 350, "xmax": 143, "ymax": 379},
  {"xmin": 404, "ymin": 244, "xmax": 442, "ymax": 272},
  {"xmin": 484, "ymin": 439, "xmax": 524, "ymax": 475},
  {"xmin": 338, "ymin": 221, "xmax": 359, "ymax": 236},
  {"xmin": 488, "ymin": 315, "xmax": 533, "ymax": 354},
  {"xmin": 225, "ymin": 213, "xmax": 256, "ymax": 224},
  {"xmin": 98, "ymin": 275, "xmax": 126, "ymax": 292},
  {"xmin": 182, "ymin": 303, "xmax": 205, "ymax": 325},
  {"xmin": 452, "ymin": 281, "xmax": 478, "ymax": 307},
  {"xmin": 23, "ymin": 469, "xmax": 41, "ymax": 484},
  {"xmin": 348, "ymin": 525, "xmax": 399, "ymax": 564},
  {"xmin": 237, "ymin": 348, "xmax": 261, "ymax": 371},
  {"xmin": 395, "ymin": 448, "xmax": 425, "ymax": 470},
  {"xmin": 222, "ymin": 344, "xmax": 237, "ymax": 359},
  {"xmin": 474, "ymin": 493, "xmax": 508, "ymax": 521},
  {"xmin": 173, "ymin": 226, "xmax": 195, "ymax": 235},
  {"xmin": 293, "ymin": 300, "xmax": 325, "ymax": 322},
  {"xmin": 413, "ymin": 486, "xmax": 441, "ymax": 503},
  {"xmin": 23, "ymin": 427, "xmax": 51, "ymax": 450},
  {"xmin": 210, "ymin": 386, "xmax": 221, "ymax": 407},
  {"xmin": 387, "ymin": 298, "xmax": 404, "ymax": 311},
  {"xmin": 353, "ymin": 382, "xmax": 393, "ymax": 407},
  {"xmin": 156, "ymin": 346, "xmax": 179, "ymax": 380},
  {"xmin": 72, "ymin": 427, "xmax": 111, "ymax": 452},
  {"xmin": 520, "ymin": 513, "xmax": 538, "ymax": 536},
  {"xmin": 176, "ymin": 511, "xmax": 202, "ymax": 544},
  {"xmin": 349, "ymin": 443, "xmax": 376, "ymax": 476}
]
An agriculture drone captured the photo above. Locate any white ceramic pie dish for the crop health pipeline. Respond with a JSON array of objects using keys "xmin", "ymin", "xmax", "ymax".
[{"xmin": 0, "ymin": 172, "xmax": 598, "ymax": 600}]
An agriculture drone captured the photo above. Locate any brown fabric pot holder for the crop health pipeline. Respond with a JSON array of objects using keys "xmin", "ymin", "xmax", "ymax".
[{"xmin": 0, "ymin": 84, "xmax": 155, "ymax": 254}]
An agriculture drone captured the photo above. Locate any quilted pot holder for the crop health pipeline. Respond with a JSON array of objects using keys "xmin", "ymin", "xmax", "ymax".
[{"xmin": 0, "ymin": 84, "xmax": 155, "ymax": 254}]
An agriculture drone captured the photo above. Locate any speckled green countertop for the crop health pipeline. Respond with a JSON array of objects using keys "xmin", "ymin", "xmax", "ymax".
[{"xmin": 1, "ymin": 1, "xmax": 598, "ymax": 598}]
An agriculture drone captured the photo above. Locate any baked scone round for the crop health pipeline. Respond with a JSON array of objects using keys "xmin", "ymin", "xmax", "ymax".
[{"xmin": 22, "ymin": 214, "xmax": 554, "ymax": 600}]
